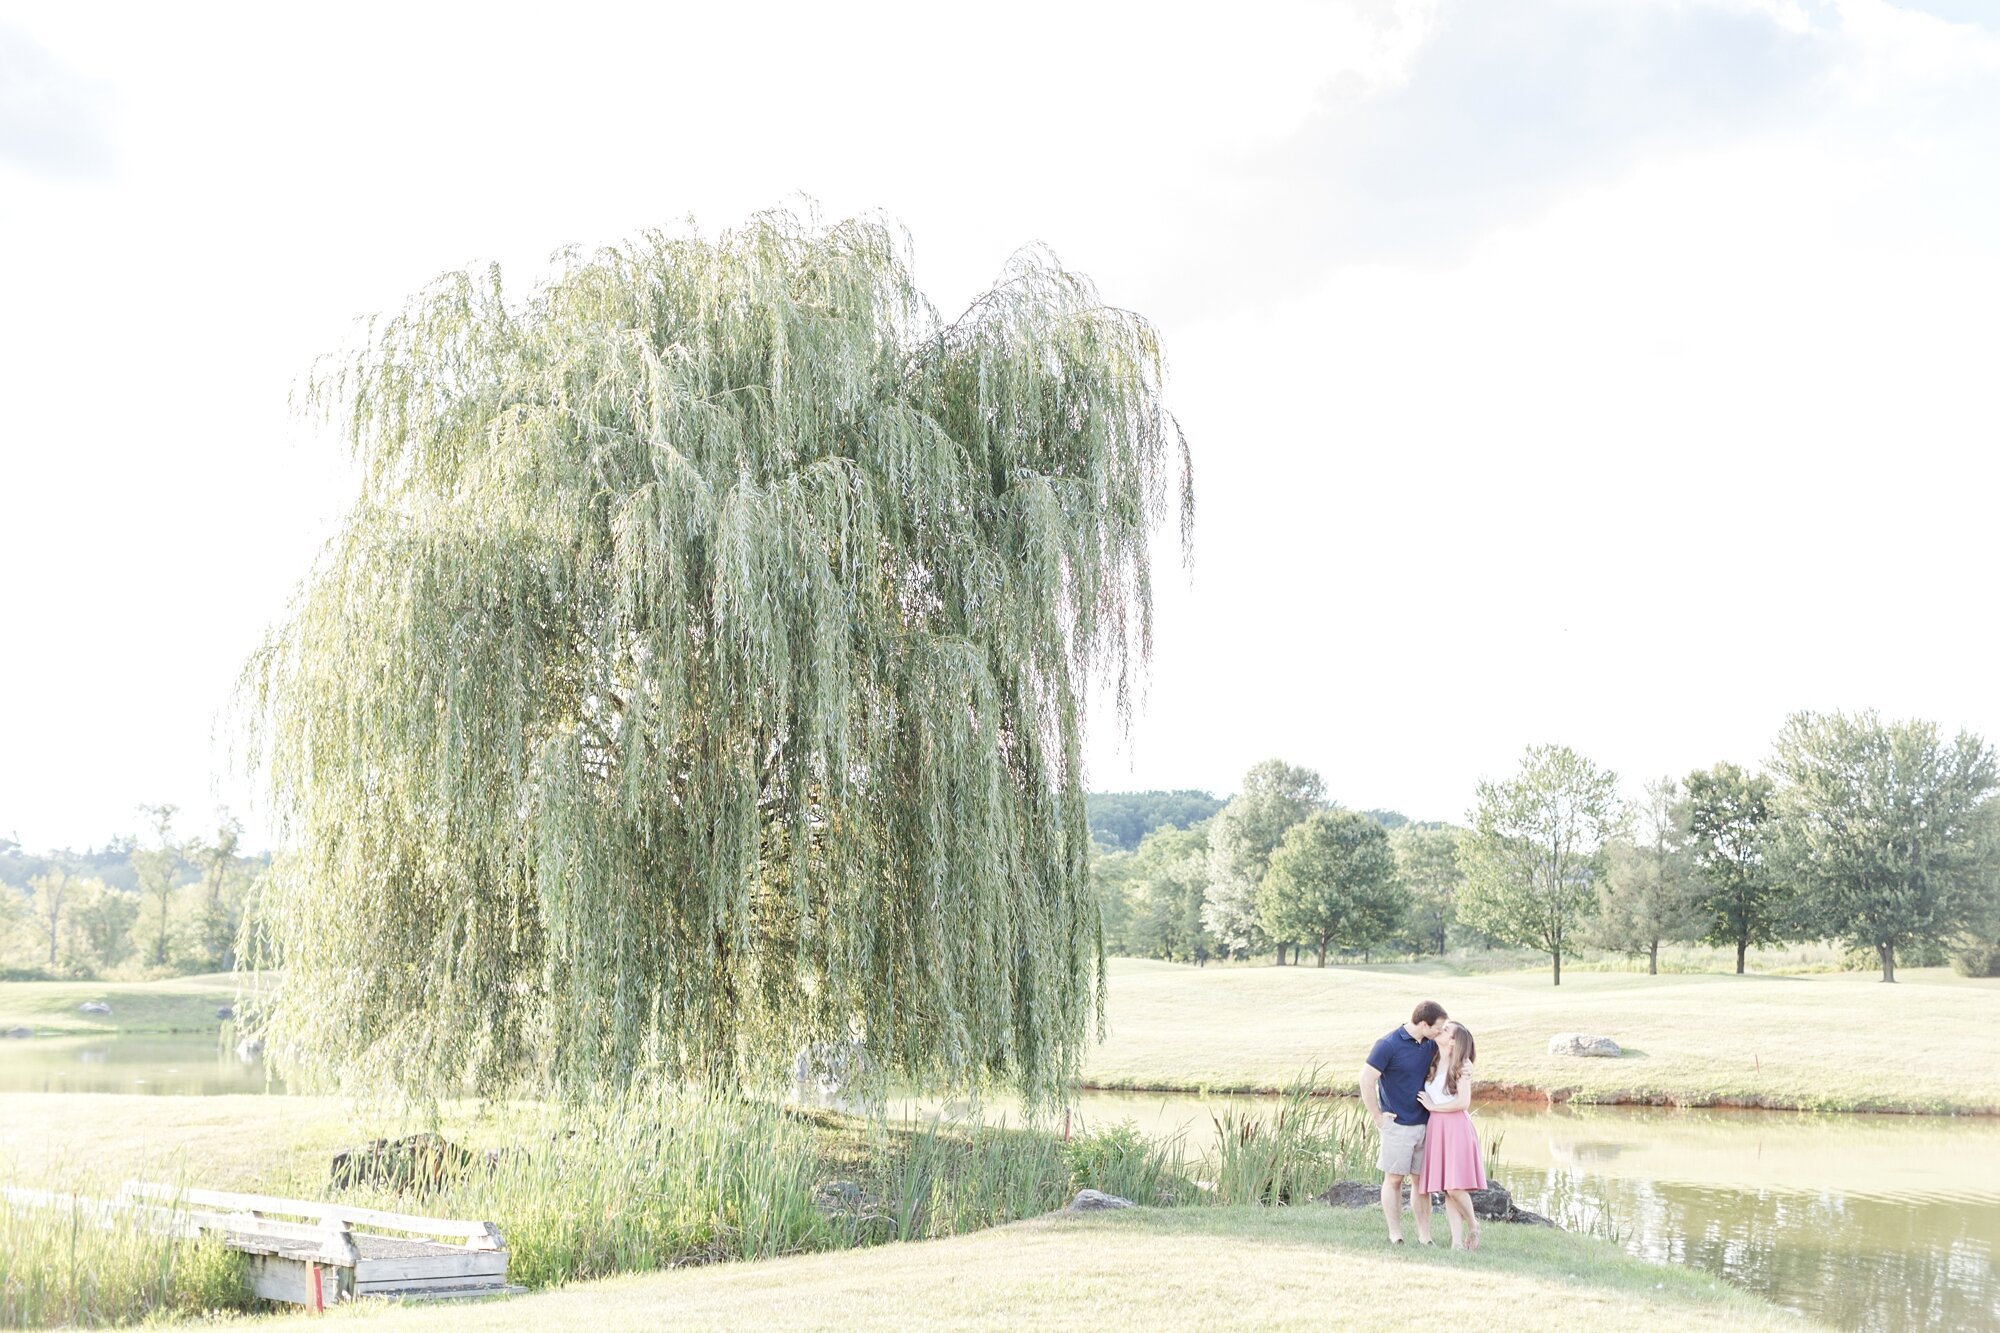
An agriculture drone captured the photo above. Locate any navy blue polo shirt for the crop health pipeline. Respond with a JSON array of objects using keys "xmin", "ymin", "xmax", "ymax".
[{"xmin": 1367, "ymin": 1025, "xmax": 1437, "ymax": 1126}]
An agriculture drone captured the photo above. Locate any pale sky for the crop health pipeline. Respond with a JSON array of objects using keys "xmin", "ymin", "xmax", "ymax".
[{"xmin": 3, "ymin": 0, "xmax": 1997, "ymax": 852}]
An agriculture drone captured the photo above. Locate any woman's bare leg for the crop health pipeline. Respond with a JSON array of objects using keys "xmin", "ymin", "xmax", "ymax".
[
  {"xmin": 1451, "ymin": 1191, "xmax": 1482, "ymax": 1250},
  {"xmin": 1441, "ymin": 1187, "xmax": 1467, "ymax": 1248}
]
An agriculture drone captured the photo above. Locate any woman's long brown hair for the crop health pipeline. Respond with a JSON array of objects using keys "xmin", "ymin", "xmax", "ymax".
[{"xmin": 1429, "ymin": 1023, "xmax": 1476, "ymax": 1097}]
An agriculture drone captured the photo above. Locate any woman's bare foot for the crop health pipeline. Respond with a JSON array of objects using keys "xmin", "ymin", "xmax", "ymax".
[{"xmin": 1467, "ymin": 1218, "xmax": 1482, "ymax": 1251}]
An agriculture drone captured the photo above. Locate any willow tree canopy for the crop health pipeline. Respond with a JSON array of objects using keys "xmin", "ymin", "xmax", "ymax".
[{"xmin": 245, "ymin": 212, "xmax": 1192, "ymax": 1104}]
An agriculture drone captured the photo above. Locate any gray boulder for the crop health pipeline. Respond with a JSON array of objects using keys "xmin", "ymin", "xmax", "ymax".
[
  {"xmin": 1548, "ymin": 1033, "xmax": 1621, "ymax": 1058},
  {"xmin": 813, "ymin": 1180, "xmax": 880, "ymax": 1213},
  {"xmin": 1467, "ymin": 1184, "xmax": 1557, "ymax": 1226},
  {"xmin": 78, "ymin": 1001, "xmax": 112, "ymax": 1016},
  {"xmin": 1065, "ymin": 1189, "xmax": 1135, "ymax": 1212},
  {"xmin": 3, "ymin": 1026, "xmax": 31, "ymax": 1039}
]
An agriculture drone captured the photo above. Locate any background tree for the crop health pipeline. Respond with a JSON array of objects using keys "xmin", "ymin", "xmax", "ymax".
[
  {"xmin": 1124, "ymin": 823, "xmax": 1216, "ymax": 963},
  {"xmin": 244, "ymin": 212, "xmax": 1192, "ymax": 1102},
  {"xmin": 1594, "ymin": 777, "xmax": 1701, "ymax": 975},
  {"xmin": 1258, "ymin": 810, "xmax": 1405, "ymax": 966},
  {"xmin": 1458, "ymin": 744, "xmax": 1618, "ymax": 985},
  {"xmin": 130, "ymin": 804, "xmax": 180, "ymax": 969},
  {"xmin": 1954, "ymin": 804, "xmax": 2000, "ymax": 976},
  {"xmin": 70, "ymin": 879, "xmax": 138, "ymax": 972},
  {"xmin": 1086, "ymin": 791, "xmax": 1224, "ymax": 852},
  {"xmin": 1771, "ymin": 711, "xmax": 1998, "ymax": 982},
  {"xmin": 28, "ymin": 868, "xmax": 74, "ymax": 969},
  {"xmin": 1684, "ymin": 762, "xmax": 1781, "ymax": 973},
  {"xmin": 1390, "ymin": 824, "xmax": 1462, "ymax": 955},
  {"xmin": 1202, "ymin": 760, "xmax": 1326, "ymax": 964},
  {"xmin": 1091, "ymin": 846, "xmax": 1142, "ymax": 957},
  {"xmin": 184, "ymin": 812, "xmax": 248, "ymax": 972}
]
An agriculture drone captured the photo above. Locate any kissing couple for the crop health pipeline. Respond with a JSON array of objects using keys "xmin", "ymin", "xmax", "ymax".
[{"xmin": 1359, "ymin": 1000, "xmax": 1487, "ymax": 1249}]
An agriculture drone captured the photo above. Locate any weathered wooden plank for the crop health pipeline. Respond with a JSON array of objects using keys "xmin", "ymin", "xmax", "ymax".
[
  {"xmin": 2, "ymin": 1188, "xmax": 199, "ymax": 1237},
  {"xmin": 354, "ymin": 1270, "xmax": 512, "ymax": 1293},
  {"xmin": 354, "ymin": 1251, "xmax": 509, "ymax": 1282},
  {"xmin": 243, "ymin": 1253, "xmax": 341, "ymax": 1308},
  {"xmin": 122, "ymin": 1181, "xmax": 496, "ymax": 1245},
  {"xmin": 354, "ymin": 1280, "xmax": 528, "ymax": 1296}
]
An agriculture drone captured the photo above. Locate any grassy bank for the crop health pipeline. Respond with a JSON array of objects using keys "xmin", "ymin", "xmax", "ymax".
[
  {"xmin": 0, "ymin": 976, "xmax": 251, "ymax": 1037},
  {"xmin": 1086, "ymin": 958, "xmax": 2000, "ymax": 1113},
  {"xmin": 0, "ymin": 1083, "xmax": 1391, "ymax": 1326},
  {"xmin": 280, "ymin": 1206, "xmax": 1812, "ymax": 1332}
]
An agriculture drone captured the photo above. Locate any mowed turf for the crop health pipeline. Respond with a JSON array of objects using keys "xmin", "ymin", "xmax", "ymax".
[
  {"xmin": 291, "ymin": 1207, "xmax": 1811, "ymax": 1332},
  {"xmin": 1084, "ymin": 958, "xmax": 2000, "ymax": 1112},
  {"xmin": 0, "ymin": 974, "xmax": 252, "ymax": 1036}
]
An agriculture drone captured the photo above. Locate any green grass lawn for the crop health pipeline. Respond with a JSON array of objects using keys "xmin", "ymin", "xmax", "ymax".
[
  {"xmin": 1085, "ymin": 957, "xmax": 2000, "ymax": 1113},
  {"xmin": 284, "ymin": 1206, "xmax": 1812, "ymax": 1331},
  {"xmin": 0, "ymin": 974, "xmax": 253, "ymax": 1036},
  {"xmin": 0, "ymin": 1093, "xmax": 357, "ymax": 1191}
]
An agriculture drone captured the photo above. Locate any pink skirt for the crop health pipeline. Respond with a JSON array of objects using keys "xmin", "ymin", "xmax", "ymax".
[{"xmin": 1418, "ymin": 1109, "xmax": 1486, "ymax": 1192}]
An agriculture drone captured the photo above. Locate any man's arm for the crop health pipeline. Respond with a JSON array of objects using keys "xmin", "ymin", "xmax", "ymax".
[{"xmin": 1359, "ymin": 1064, "xmax": 1391, "ymax": 1123}]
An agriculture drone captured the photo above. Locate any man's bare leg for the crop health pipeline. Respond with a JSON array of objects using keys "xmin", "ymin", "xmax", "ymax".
[{"xmin": 1380, "ymin": 1174, "xmax": 1406, "ymax": 1242}]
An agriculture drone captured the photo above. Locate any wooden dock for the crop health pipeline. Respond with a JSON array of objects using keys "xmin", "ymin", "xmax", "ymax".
[{"xmin": 3, "ymin": 1182, "xmax": 517, "ymax": 1310}]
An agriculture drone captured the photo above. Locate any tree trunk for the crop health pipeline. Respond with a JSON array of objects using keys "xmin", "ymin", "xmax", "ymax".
[
  {"xmin": 1276, "ymin": 942, "xmax": 1287, "ymax": 967},
  {"xmin": 1879, "ymin": 941, "xmax": 1896, "ymax": 983},
  {"xmin": 1316, "ymin": 941, "xmax": 1328, "ymax": 967},
  {"xmin": 1736, "ymin": 938, "xmax": 1747, "ymax": 974},
  {"xmin": 1552, "ymin": 947, "xmax": 1562, "ymax": 986},
  {"xmin": 1648, "ymin": 939, "xmax": 1658, "ymax": 976}
]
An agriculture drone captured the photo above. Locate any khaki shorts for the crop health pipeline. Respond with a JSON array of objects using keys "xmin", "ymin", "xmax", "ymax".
[{"xmin": 1377, "ymin": 1119, "xmax": 1426, "ymax": 1177}]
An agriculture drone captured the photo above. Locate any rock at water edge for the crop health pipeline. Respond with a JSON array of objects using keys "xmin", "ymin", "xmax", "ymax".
[
  {"xmin": 1547, "ymin": 1033, "xmax": 1621, "ymax": 1058},
  {"xmin": 1065, "ymin": 1189, "xmax": 1135, "ymax": 1212}
]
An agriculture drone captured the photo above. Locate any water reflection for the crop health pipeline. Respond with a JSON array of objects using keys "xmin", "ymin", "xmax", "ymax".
[
  {"xmin": 0, "ymin": 1036, "xmax": 283, "ymax": 1096},
  {"xmin": 1071, "ymin": 1092, "xmax": 2000, "ymax": 1333}
]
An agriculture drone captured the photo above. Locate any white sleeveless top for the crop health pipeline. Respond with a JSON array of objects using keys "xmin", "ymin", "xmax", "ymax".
[{"xmin": 1425, "ymin": 1061, "xmax": 1472, "ymax": 1109}]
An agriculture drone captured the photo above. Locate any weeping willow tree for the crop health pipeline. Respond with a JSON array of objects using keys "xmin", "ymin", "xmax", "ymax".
[{"xmin": 244, "ymin": 210, "xmax": 1192, "ymax": 1105}]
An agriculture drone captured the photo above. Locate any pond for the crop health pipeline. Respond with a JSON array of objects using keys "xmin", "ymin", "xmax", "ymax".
[
  {"xmin": 1067, "ymin": 1090, "xmax": 2000, "ymax": 1333},
  {"xmin": 0, "ymin": 1033, "xmax": 282, "ymax": 1096},
  {"xmin": 3, "ymin": 1037, "xmax": 1993, "ymax": 1331}
]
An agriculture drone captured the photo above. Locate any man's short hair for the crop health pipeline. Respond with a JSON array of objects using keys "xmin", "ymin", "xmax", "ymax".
[{"xmin": 1412, "ymin": 1000, "xmax": 1447, "ymax": 1026}]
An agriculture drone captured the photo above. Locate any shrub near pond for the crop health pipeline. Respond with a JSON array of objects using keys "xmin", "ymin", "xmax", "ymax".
[{"xmin": 1059, "ymin": 1120, "xmax": 1190, "ymax": 1205}]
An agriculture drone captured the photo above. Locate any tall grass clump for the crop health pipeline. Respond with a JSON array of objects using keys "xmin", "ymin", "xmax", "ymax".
[
  {"xmin": 0, "ymin": 1189, "xmax": 248, "ymax": 1328},
  {"xmin": 870, "ymin": 1112, "xmax": 1072, "ymax": 1241},
  {"xmin": 1207, "ymin": 1080, "xmax": 1375, "ymax": 1204},
  {"xmin": 331, "ymin": 1086, "xmax": 836, "ymax": 1287}
]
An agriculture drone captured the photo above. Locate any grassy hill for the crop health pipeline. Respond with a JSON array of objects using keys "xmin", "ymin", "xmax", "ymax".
[
  {"xmin": 291, "ymin": 1206, "xmax": 1811, "ymax": 1331},
  {"xmin": 1084, "ymin": 957, "xmax": 2000, "ymax": 1113},
  {"xmin": 0, "ymin": 974, "xmax": 250, "ymax": 1036}
]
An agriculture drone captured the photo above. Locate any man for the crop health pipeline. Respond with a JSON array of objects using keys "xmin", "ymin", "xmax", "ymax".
[{"xmin": 1359, "ymin": 999, "xmax": 1449, "ymax": 1244}]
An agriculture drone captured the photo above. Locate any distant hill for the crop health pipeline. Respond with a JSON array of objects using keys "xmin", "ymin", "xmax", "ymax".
[
  {"xmin": 0, "ymin": 835, "xmax": 146, "ymax": 892},
  {"xmin": 1087, "ymin": 790, "xmax": 1226, "ymax": 852}
]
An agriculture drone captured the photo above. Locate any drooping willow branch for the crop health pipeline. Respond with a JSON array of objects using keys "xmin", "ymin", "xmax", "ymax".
[{"xmin": 242, "ymin": 210, "xmax": 1192, "ymax": 1105}]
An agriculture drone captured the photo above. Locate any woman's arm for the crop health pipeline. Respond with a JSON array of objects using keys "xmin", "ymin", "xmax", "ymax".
[{"xmin": 1417, "ymin": 1074, "xmax": 1474, "ymax": 1114}]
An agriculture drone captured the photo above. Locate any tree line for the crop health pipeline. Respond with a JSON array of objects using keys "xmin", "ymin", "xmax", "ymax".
[
  {"xmin": 0, "ymin": 807, "xmax": 263, "ymax": 980},
  {"xmin": 1095, "ymin": 710, "xmax": 2000, "ymax": 984}
]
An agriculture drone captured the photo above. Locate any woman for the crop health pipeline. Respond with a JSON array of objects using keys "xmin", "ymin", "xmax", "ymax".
[{"xmin": 1416, "ymin": 1021, "xmax": 1486, "ymax": 1250}]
